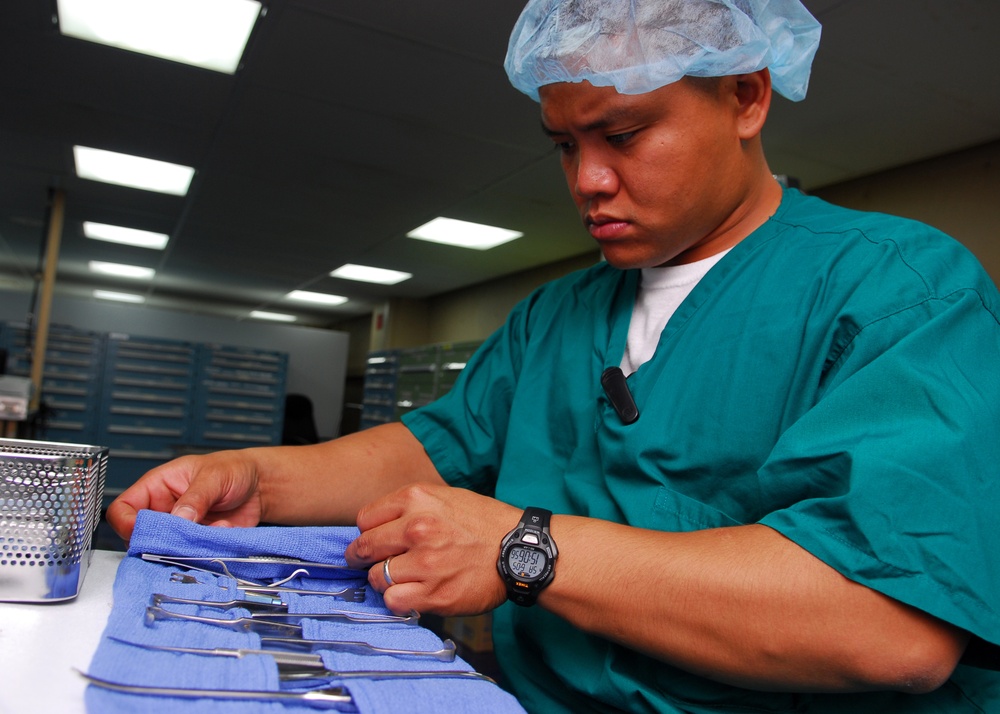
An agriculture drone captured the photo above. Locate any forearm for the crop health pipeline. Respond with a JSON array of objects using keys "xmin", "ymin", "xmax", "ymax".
[
  {"xmin": 107, "ymin": 421, "xmax": 445, "ymax": 539},
  {"xmin": 252, "ymin": 422, "xmax": 446, "ymax": 525},
  {"xmin": 541, "ymin": 519, "xmax": 968, "ymax": 693}
]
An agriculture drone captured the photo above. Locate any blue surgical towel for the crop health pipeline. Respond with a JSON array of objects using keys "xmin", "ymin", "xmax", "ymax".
[{"xmin": 85, "ymin": 510, "xmax": 526, "ymax": 714}]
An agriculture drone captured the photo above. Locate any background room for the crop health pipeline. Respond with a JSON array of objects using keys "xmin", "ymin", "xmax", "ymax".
[{"xmin": 1, "ymin": 0, "xmax": 998, "ymax": 516}]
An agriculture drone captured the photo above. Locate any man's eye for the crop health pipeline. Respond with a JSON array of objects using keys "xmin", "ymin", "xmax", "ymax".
[
  {"xmin": 607, "ymin": 132, "xmax": 635, "ymax": 146},
  {"xmin": 554, "ymin": 140, "xmax": 576, "ymax": 154}
]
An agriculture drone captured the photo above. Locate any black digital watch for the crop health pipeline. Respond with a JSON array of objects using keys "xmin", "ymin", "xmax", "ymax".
[{"xmin": 497, "ymin": 507, "xmax": 558, "ymax": 606}]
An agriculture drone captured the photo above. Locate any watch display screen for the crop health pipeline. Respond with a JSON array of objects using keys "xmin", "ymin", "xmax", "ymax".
[{"xmin": 507, "ymin": 545, "xmax": 546, "ymax": 580}]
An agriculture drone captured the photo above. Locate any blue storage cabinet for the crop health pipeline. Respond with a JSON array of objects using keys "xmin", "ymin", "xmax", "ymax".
[
  {"xmin": 0, "ymin": 322, "xmax": 105, "ymax": 444},
  {"xmin": 359, "ymin": 349, "xmax": 399, "ymax": 430},
  {"xmin": 191, "ymin": 344, "xmax": 287, "ymax": 449},
  {"xmin": 98, "ymin": 334, "xmax": 198, "ymax": 497}
]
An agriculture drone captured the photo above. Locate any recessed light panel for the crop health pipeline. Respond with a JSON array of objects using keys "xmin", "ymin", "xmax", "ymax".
[
  {"xmin": 330, "ymin": 264, "xmax": 412, "ymax": 285},
  {"xmin": 285, "ymin": 290, "xmax": 349, "ymax": 306},
  {"xmin": 84, "ymin": 221, "xmax": 169, "ymax": 249},
  {"xmin": 250, "ymin": 310, "xmax": 296, "ymax": 322},
  {"xmin": 57, "ymin": 0, "xmax": 261, "ymax": 74},
  {"xmin": 407, "ymin": 217, "xmax": 522, "ymax": 250},
  {"xmin": 93, "ymin": 289, "xmax": 145, "ymax": 303},
  {"xmin": 74, "ymin": 146, "xmax": 195, "ymax": 196},
  {"xmin": 88, "ymin": 261, "xmax": 155, "ymax": 279}
]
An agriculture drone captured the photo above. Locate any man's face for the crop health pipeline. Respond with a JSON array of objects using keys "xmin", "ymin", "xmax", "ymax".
[{"xmin": 539, "ymin": 78, "xmax": 757, "ymax": 269}]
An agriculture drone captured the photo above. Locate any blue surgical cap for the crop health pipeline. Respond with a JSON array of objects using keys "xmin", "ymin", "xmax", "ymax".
[{"xmin": 504, "ymin": 0, "xmax": 822, "ymax": 102}]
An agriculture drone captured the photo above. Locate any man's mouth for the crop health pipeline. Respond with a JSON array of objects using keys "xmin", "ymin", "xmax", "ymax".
[{"xmin": 586, "ymin": 214, "xmax": 630, "ymax": 241}]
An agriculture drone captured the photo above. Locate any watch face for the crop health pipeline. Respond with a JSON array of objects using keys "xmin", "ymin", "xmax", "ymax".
[{"xmin": 507, "ymin": 545, "xmax": 547, "ymax": 580}]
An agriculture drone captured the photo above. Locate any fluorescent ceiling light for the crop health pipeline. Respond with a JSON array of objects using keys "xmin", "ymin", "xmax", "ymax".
[
  {"xmin": 84, "ymin": 221, "xmax": 169, "ymax": 249},
  {"xmin": 330, "ymin": 264, "xmax": 412, "ymax": 285},
  {"xmin": 57, "ymin": 0, "xmax": 261, "ymax": 74},
  {"xmin": 285, "ymin": 290, "xmax": 349, "ymax": 306},
  {"xmin": 250, "ymin": 310, "xmax": 296, "ymax": 322},
  {"xmin": 407, "ymin": 217, "xmax": 522, "ymax": 250},
  {"xmin": 94, "ymin": 289, "xmax": 145, "ymax": 303},
  {"xmin": 88, "ymin": 260, "xmax": 155, "ymax": 279},
  {"xmin": 74, "ymin": 146, "xmax": 195, "ymax": 196}
]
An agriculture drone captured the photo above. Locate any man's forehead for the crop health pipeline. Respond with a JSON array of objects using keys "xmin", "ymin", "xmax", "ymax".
[{"xmin": 538, "ymin": 80, "xmax": 686, "ymax": 132}]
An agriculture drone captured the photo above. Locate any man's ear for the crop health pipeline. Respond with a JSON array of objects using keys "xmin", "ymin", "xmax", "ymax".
[{"xmin": 733, "ymin": 69, "xmax": 772, "ymax": 141}]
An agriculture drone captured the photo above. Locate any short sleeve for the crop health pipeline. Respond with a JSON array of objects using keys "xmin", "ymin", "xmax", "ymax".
[{"xmin": 759, "ymin": 286, "xmax": 1000, "ymax": 647}]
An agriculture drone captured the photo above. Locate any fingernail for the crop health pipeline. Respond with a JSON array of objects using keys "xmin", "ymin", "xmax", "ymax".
[{"xmin": 171, "ymin": 505, "xmax": 197, "ymax": 522}]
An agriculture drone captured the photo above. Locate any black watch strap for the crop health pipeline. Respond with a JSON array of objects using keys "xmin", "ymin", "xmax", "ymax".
[{"xmin": 520, "ymin": 507, "xmax": 550, "ymax": 534}]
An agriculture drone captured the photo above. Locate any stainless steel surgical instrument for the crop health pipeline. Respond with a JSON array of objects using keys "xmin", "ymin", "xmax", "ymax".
[
  {"xmin": 141, "ymin": 553, "xmax": 365, "ymax": 580},
  {"xmin": 77, "ymin": 670, "xmax": 352, "ymax": 709},
  {"xmin": 108, "ymin": 637, "xmax": 327, "ymax": 667},
  {"xmin": 151, "ymin": 593, "xmax": 286, "ymax": 611},
  {"xmin": 145, "ymin": 605, "xmax": 420, "ymax": 634},
  {"xmin": 237, "ymin": 582, "xmax": 367, "ymax": 603},
  {"xmin": 104, "ymin": 639, "xmax": 492, "ymax": 682},
  {"xmin": 260, "ymin": 636, "xmax": 458, "ymax": 662}
]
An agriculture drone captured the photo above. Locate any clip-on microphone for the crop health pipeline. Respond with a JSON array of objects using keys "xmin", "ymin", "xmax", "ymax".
[{"xmin": 601, "ymin": 367, "xmax": 639, "ymax": 424}]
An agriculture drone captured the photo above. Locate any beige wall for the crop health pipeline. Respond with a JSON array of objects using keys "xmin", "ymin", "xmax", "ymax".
[
  {"xmin": 339, "ymin": 313, "xmax": 376, "ymax": 376},
  {"xmin": 814, "ymin": 140, "xmax": 1000, "ymax": 287},
  {"xmin": 337, "ymin": 139, "xmax": 1000, "ymax": 358},
  {"xmin": 422, "ymin": 251, "xmax": 602, "ymax": 345}
]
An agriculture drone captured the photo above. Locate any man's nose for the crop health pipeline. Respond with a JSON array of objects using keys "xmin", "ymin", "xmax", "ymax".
[{"xmin": 573, "ymin": 150, "xmax": 617, "ymax": 198}]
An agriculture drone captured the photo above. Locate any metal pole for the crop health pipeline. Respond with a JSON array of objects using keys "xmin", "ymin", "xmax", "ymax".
[{"xmin": 29, "ymin": 189, "xmax": 65, "ymax": 413}]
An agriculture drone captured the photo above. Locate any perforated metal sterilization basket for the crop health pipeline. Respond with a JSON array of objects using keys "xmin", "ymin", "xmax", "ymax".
[{"xmin": 0, "ymin": 437, "xmax": 108, "ymax": 602}]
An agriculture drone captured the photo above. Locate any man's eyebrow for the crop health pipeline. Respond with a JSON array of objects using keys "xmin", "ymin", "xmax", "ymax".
[
  {"xmin": 540, "ymin": 121, "xmax": 563, "ymax": 137},
  {"xmin": 540, "ymin": 109, "xmax": 635, "ymax": 137}
]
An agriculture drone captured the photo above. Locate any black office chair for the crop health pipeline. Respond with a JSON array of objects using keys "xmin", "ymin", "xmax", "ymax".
[{"xmin": 281, "ymin": 393, "xmax": 320, "ymax": 445}]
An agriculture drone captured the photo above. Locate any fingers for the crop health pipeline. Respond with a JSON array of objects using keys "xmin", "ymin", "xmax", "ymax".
[
  {"xmin": 105, "ymin": 498, "xmax": 140, "ymax": 541},
  {"xmin": 367, "ymin": 553, "xmax": 434, "ymax": 616},
  {"xmin": 106, "ymin": 461, "xmax": 189, "ymax": 539},
  {"xmin": 105, "ymin": 451, "xmax": 263, "ymax": 541},
  {"xmin": 346, "ymin": 483, "xmax": 443, "ymax": 567},
  {"xmin": 348, "ymin": 484, "xmax": 514, "ymax": 617}
]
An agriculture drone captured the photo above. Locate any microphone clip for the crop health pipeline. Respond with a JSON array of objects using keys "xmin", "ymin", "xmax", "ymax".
[{"xmin": 601, "ymin": 367, "xmax": 639, "ymax": 425}]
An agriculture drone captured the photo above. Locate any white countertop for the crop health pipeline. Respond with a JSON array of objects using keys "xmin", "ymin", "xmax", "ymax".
[{"xmin": 0, "ymin": 550, "xmax": 125, "ymax": 714}]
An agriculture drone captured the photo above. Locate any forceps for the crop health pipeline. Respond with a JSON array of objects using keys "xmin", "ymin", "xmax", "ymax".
[{"xmin": 145, "ymin": 605, "xmax": 420, "ymax": 634}]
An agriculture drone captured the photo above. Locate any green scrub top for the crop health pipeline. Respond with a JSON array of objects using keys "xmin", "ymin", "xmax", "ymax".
[{"xmin": 403, "ymin": 189, "xmax": 1000, "ymax": 713}]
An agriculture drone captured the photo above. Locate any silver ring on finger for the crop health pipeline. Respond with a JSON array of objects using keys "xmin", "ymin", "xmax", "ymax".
[{"xmin": 383, "ymin": 556, "xmax": 395, "ymax": 587}]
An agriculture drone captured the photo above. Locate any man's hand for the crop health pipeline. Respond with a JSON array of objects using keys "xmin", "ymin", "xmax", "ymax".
[
  {"xmin": 345, "ymin": 483, "xmax": 520, "ymax": 617},
  {"xmin": 105, "ymin": 449, "xmax": 264, "ymax": 540}
]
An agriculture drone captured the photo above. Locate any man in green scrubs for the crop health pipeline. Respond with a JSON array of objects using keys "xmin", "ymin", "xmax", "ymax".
[{"xmin": 109, "ymin": 0, "xmax": 1000, "ymax": 711}]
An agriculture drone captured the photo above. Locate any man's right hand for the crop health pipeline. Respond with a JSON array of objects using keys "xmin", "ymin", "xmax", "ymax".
[{"xmin": 105, "ymin": 449, "xmax": 264, "ymax": 542}]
